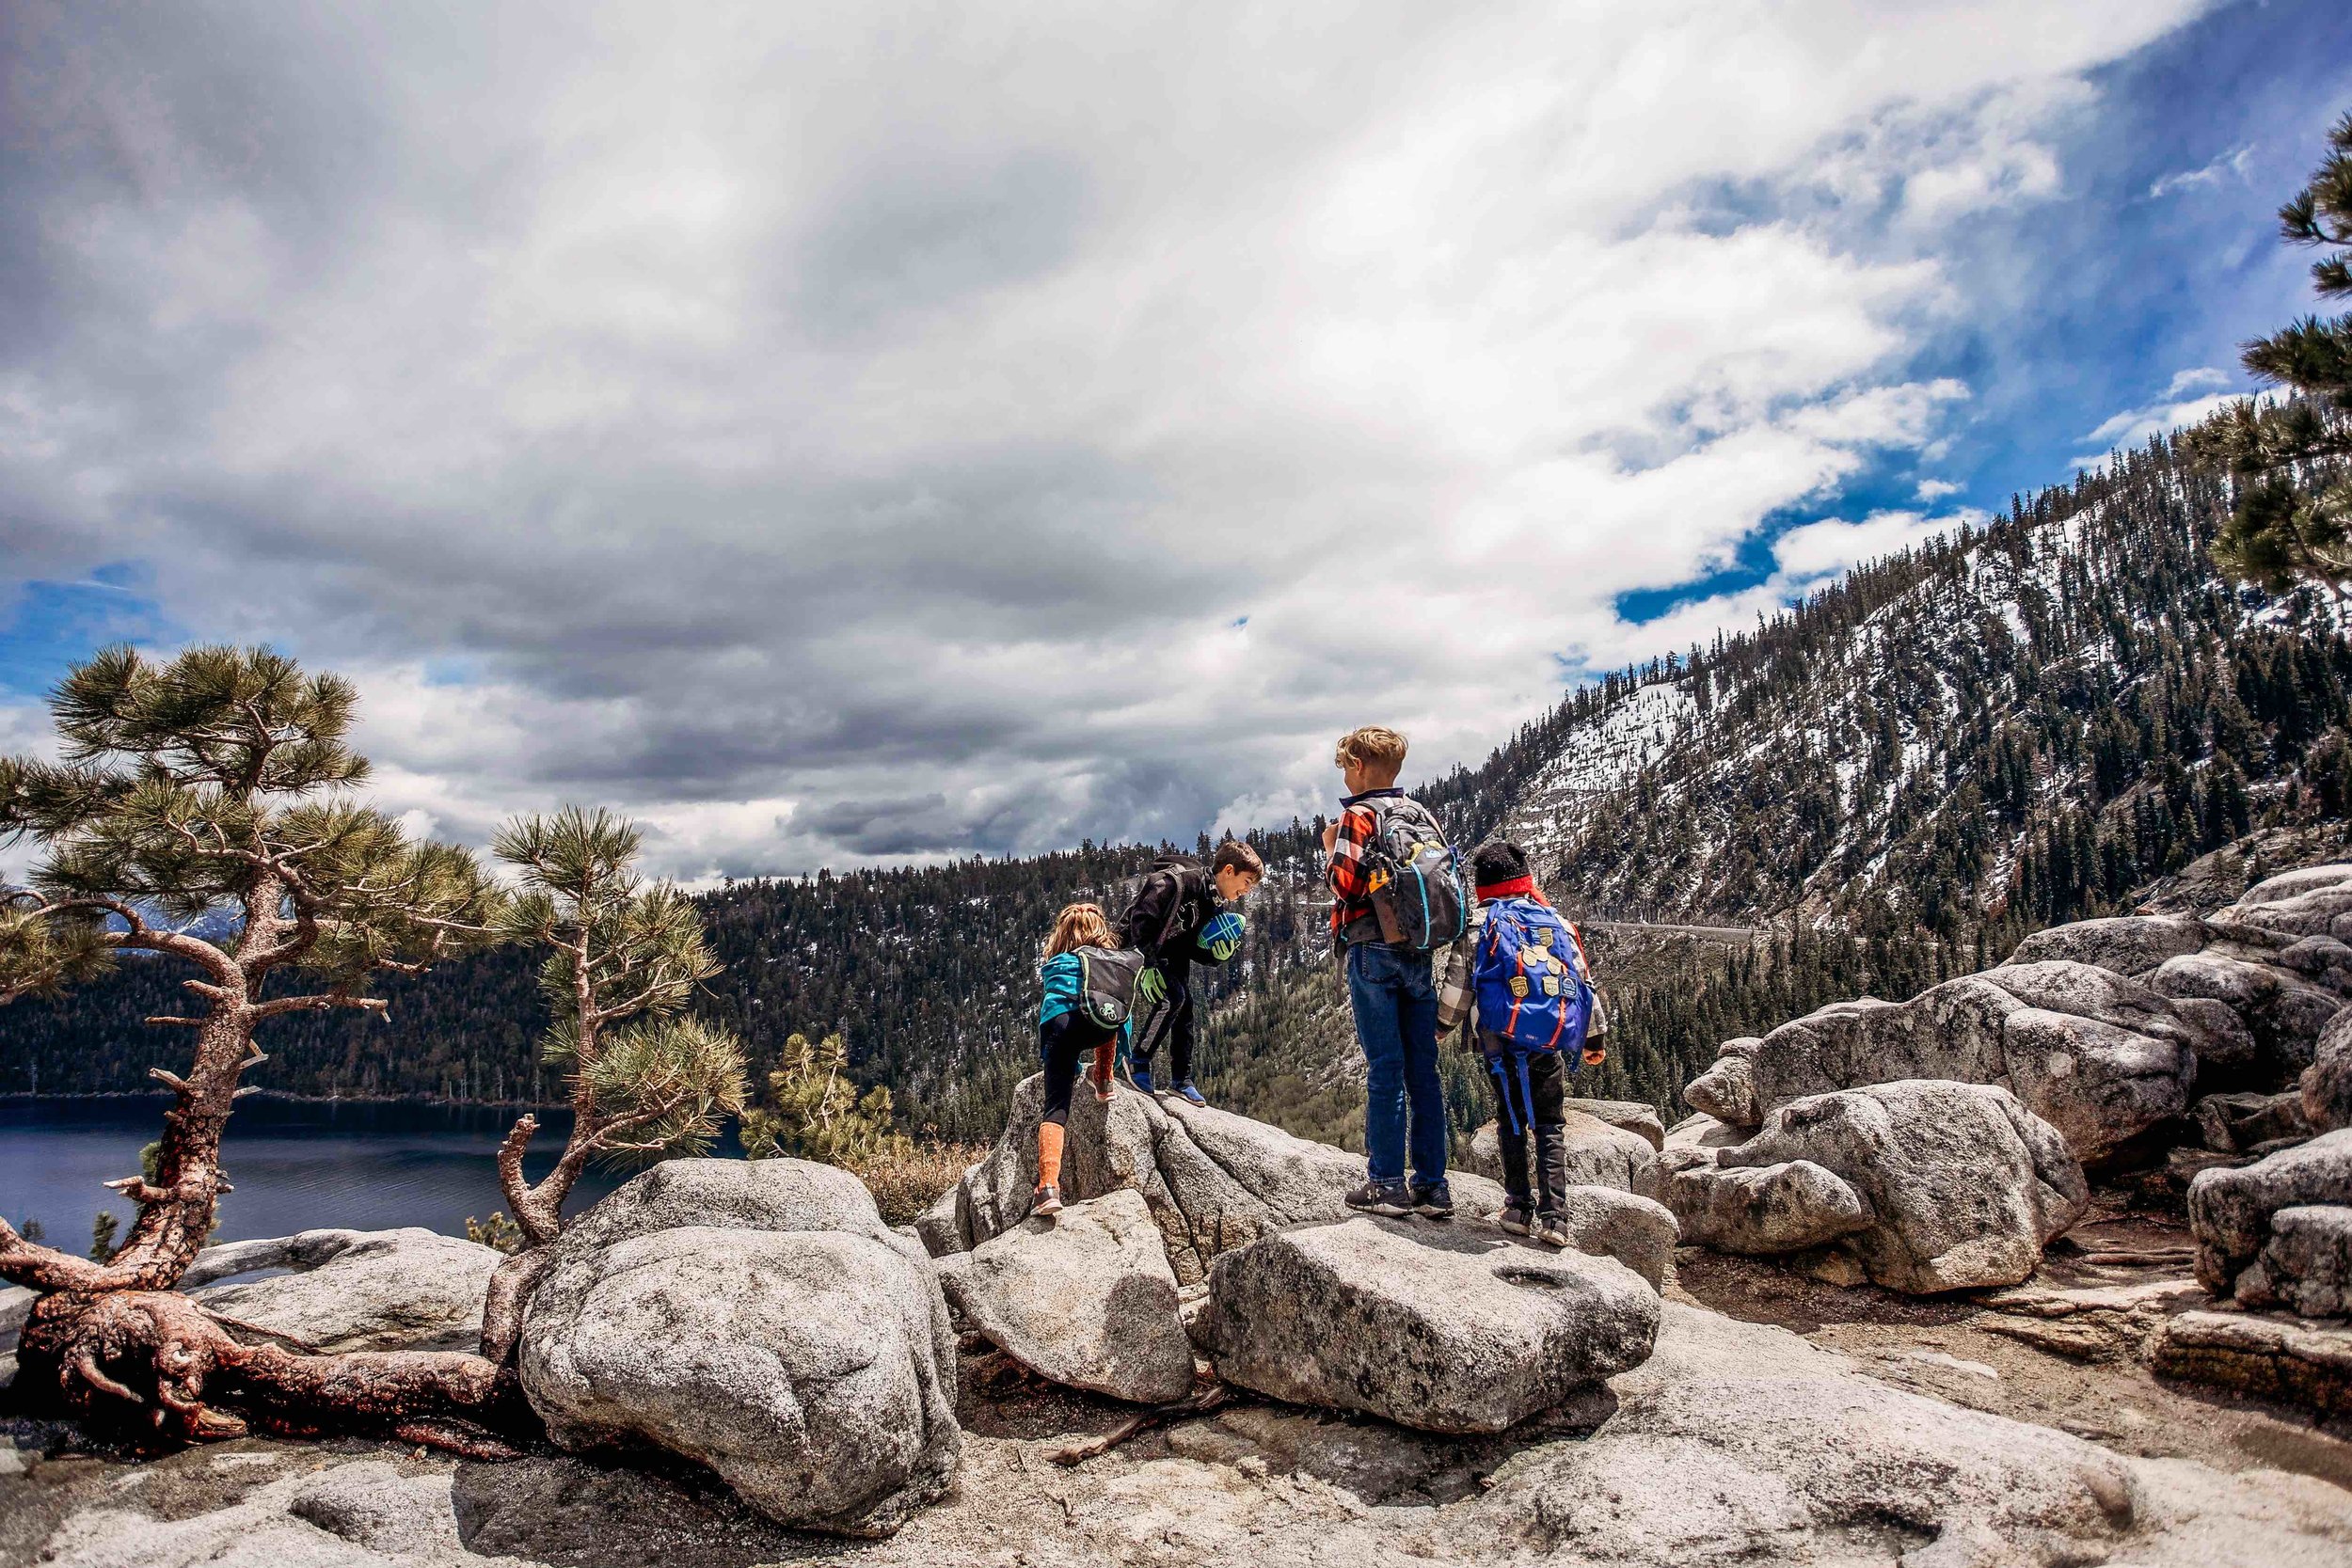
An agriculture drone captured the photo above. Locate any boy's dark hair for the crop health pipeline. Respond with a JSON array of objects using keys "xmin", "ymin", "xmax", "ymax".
[
  {"xmin": 1211, "ymin": 839, "xmax": 1264, "ymax": 879},
  {"xmin": 1470, "ymin": 839, "xmax": 1530, "ymax": 888}
]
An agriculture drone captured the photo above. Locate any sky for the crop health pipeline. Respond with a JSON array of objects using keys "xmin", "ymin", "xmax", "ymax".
[{"xmin": 4, "ymin": 0, "xmax": 2351, "ymax": 880}]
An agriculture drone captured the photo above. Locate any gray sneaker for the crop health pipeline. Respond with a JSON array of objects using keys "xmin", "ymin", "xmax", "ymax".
[
  {"xmin": 1343, "ymin": 1179, "xmax": 1413, "ymax": 1217},
  {"xmin": 1497, "ymin": 1202, "xmax": 1533, "ymax": 1236},
  {"xmin": 1531, "ymin": 1213, "xmax": 1572, "ymax": 1248}
]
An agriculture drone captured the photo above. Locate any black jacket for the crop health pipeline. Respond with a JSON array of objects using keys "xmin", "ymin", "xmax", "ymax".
[{"xmin": 1117, "ymin": 854, "xmax": 1229, "ymax": 972}]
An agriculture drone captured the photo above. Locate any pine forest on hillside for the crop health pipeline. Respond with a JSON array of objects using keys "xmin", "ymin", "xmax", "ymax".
[{"xmin": 6, "ymin": 416, "xmax": 2352, "ymax": 1144}]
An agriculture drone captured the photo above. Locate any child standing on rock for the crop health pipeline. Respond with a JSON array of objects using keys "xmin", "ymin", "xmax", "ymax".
[
  {"xmin": 1031, "ymin": 902, "xmax": 1127, "ymax": 1216},
  {"xmin": 1441, "ymin": 839, "xmax": 1606, "ymax": 1245}
]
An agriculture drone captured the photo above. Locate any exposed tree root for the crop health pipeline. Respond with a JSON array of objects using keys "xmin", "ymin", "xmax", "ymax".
[
  {"xmin": 15, "ymin": 1286, "xmax": 535, "ymax": 1458},
  {"xmin": 1048, "ymin": 1384, "xmax": 1237, "ymax": 1466}
]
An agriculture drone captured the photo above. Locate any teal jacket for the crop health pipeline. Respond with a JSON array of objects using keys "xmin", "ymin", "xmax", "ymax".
[{"xmin": 1039, "ymin": 951, "xmax": 1087, "ymax": 1028}]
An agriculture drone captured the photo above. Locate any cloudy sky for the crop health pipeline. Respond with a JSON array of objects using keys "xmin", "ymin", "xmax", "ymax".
[{"xmin": 4, "ymin": 1, "xmax": 2350, "ymax": 879}]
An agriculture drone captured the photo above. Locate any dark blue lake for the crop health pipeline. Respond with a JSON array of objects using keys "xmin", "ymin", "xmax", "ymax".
[{"xmin": 0, "ymin": 1097, "xmax": 727, "ymax": 1245}]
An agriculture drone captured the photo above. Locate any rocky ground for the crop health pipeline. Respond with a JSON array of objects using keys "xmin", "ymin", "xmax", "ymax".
[{"xmin": 8, "ymin": 1213, "xmax": 2351, "ymax": 1568}]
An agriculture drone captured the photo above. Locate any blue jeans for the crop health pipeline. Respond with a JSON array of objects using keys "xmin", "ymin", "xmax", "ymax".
[{"xmin": 1345, "ymin": 941, "xmax": 1447, "ymax": 1186}]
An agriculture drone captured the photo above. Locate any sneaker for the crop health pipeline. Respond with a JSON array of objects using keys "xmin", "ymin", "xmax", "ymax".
[
  {"xmin": 1031, "ymin": 1184, "xmax": 1064, "ymax": 1218},
  {"xmin": 1173, "ymin": 1080, "xmax": 1207, "ymax": 1107},
  {"xmin": 1411, "ymin": 1181, "xmax": 1454, "ymax": 1220},
  {"xmin": 1497, "ymin": 1202, "xmax": 1533, "ymax": 1236},
  {"xmin": 1129, "ymin": 1068, "xmax": 1156, "ymax": 1097},
  {"xmin": 1343, "ymin": 1179, "xmax": 1413, "ymax": 1217},
  {"xmin": 1532, "ymin": 1214, "xmax": 1572, "ymax": 1248}
]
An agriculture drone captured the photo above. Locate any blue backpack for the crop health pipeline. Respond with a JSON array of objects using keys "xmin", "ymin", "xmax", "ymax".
[
  {"xmin": 1472, "ymin": 897, "xmax": 1597, "ymax": 1132},
  {"xmin": 1473, "ymin": 897, "xmax": 1595, "ymax": 1056}
]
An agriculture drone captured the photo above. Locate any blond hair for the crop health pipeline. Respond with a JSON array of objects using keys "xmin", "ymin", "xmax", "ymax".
[
  {"xmin": 1044, "ymin": 901, "xmax": 1115, "ymax": 959},
  {"xmin": 1334, "ymin": 724, "xmax": 1408, "ymax": 781}
]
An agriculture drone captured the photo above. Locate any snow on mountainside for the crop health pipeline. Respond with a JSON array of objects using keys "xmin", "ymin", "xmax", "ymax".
[{"xmin": 1489, "ymin": 438, "xmax": 2352, "ymax": 939}]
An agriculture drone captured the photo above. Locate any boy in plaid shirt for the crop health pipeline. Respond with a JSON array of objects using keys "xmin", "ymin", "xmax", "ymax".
[{"xmin": 1322, "ymin": 724, "xmax": 1453, "ymax": 1218}]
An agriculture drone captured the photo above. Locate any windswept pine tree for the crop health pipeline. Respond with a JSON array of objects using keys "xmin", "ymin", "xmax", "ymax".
[
  {"xmin": 477, "ymin": 808, "xmax": 749, "ymax": 1365},
  {"xmin": 0, "ymin": 646, "xmax": 528, "ymax": 1453}
]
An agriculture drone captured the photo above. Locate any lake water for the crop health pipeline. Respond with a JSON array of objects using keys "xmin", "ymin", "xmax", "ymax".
[{"xmin": 0, "ymin": 1097, "xmax": 729, "ymax": 1245}]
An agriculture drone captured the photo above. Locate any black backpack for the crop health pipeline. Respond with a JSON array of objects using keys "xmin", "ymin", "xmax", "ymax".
[
  {"xmin": 1072, "ymin": 944, "xmax": 1149, "ymax": 1029},
  {"xmin": 1363, "ymin": 798, "xmax": 1470, "ymax": 951}
]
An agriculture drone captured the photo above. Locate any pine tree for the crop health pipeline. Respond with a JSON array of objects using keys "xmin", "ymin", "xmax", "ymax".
[
  {"xmin": 2201, "ymin": 110, "xmax": 2352, "ymax": 595},
  {"xmin": 0, "ymin": 645, "xmax": 519, "ymax": 1454},
  {"xmin": 479, "ymin": 807, "xmax": 749, "ymax": 1364}
]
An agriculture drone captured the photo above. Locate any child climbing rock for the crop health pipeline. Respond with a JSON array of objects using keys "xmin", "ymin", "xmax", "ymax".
[{"xmin": 1031, "ymin": 901, "xmax": 1128, "ymax": 1216}]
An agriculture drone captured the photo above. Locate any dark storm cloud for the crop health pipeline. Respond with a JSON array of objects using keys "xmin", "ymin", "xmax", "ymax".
[{"xmin": 0, "ymin": 1, "xmax": 2225, "ymax": 877}]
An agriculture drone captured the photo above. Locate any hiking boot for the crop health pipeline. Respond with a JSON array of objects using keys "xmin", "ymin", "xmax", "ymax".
[
  {"xmin": 1173, "ymin": 1080, "xmax": 1207, "ymax": 1107},
  {"xmin": 1531, "ymin": 1213, "xmax": 1572, "ymax": 1248},
  {"xmin": 1093, "ymin": 1074, "xmax": 1116, "ymax": 1104},
  {"xmin": 1031, "ymin": 1183, "xmax": 1064, "ymax": 1218},
  {"xmin": 1343, "ymin": 1179, "xmax": 1413, "ymax": 1217},
  {"xmin": 1129, "ymin": 1067, "xmax": 1156, "ymax": 1097},
  {"xmin": 1497, "ymin": 1201, "xmax": 1533, "ymax": 1236},
  {"xmin": 1411, "ymin": 1180, "xmax": 1455, "ymax": 1220}
]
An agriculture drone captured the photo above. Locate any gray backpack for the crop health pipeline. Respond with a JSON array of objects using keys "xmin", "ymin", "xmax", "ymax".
[{"xmin": 1073, "ymin": 944, "xmax": 1149, "ymax": 1029}]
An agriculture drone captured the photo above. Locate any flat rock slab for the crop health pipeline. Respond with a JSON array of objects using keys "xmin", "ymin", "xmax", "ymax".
[
  {"xmin": 936, "ymin": 1187, "xmax": 1195, "ymax": 1403},
  {"xmin": 194, "ymin": 1228, "xmax": 501, "ymax": 1354},
  {"xmin": 2150, "ymin": 1309, "xmax": 2352, "ymax": 1416},
  {"xmin": 1204, "ymin": 1215, "xmax": 1658, "ymax": 1433}
]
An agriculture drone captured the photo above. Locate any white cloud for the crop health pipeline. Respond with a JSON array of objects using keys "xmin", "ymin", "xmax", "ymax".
[
  {"xmin": 1915, "ymin": 478, "xmax": 1964, "ymax": 501},
  {"xmin": 2073, "ymin": 368, "xmax": 2243, "ymax": 468},
  {"xmin": 0, "ymin": 0, "xmax": 2217, "ymax": 874},
  {"xmin": 2150, "ymin": 144, "xmax": 2255, "ymax": 198}
]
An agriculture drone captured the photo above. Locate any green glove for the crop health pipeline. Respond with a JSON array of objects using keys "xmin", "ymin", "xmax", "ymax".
[{"xmin": 1135, "ymin": 967, "xmax": 1168, "ymax": 1009}]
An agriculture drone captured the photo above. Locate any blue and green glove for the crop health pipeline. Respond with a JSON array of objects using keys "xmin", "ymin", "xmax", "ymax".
[
  {"xmin": 1197, "ymin": 911, "xmax": 1246, "ymax": 962},
  {"xmin": 1135, "ymin": 966, "xmax": 1168, "ymax": 1009}
]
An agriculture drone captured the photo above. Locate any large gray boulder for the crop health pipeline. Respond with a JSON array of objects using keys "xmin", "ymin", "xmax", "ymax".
[
  {"xmin": 1742, "ymin": 964, "xmax": 2215, "ymax": 1166},
  {"xmin": 2305, "ymin": 1006, "xmax": 2352, "ymax": 1132},
  {"xmin": 194, "ymin": 1228, "xmax": 501, "ymax": 1353},
  {"xmin": 2149, "ymin": 951, "xmax": 2344, "ymax": 1074},
  {"xmin": 2005, "ymin": 913, "xmax": 2208, "ymax": 975},
  {"xmin": 553, "ymin": 1154, "xmax": 907, "ymax": 1252},
  {"xmin": 1681, "ymin": 1045, "xmax": 1759, "ymax": 1128},
  {"xmin": 934, "ymin": 1188, "xmax": 1195, "ymax": 1403},
  {"xmin": 2194, "ymin": 1089, "xmax": 2313, "ymax": 1153},
  {"xmin": 1565, "ymin": 1097, "xmax": 1668, "ymax": 1149},
  {"xmin": 2239, "ymin": 862, "xmax": 2352, "ymax": 905},
  {"xmin": 2189, "ymin": 1128, "xmax": 2352, "ymax": 1307},
  {"xmin": 1203, "ymin": 1216, "xmax": 1657, "ymax": 1433},
  {"xmin": 925, "ymin": 1076, "xmax": 1512, "ymax": 1281},
  {"xmin": 1544, "ymin": 1185, "xmax": 1678, "ymax": 1290},
  {"xmin": 2233, "ymin": 1205, "xmax": 2352, "ymax": 1318},
  {"xmin": 1716, "ymin": 1080, "xmax": 2089, "ymax": 1293},
  {"xmin": 1660, "ymin": 1149, "xmax": 1874, "ymax": 1257},
  {"xmin": 517, "ymin": 1157, "xmax": 961, "ymax": 1537}
]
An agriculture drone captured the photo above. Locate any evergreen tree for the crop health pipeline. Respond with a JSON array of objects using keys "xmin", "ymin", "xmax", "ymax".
[
  {"xmin": 0, "ymin": 645, "xmax": 521, "ymax": 1455},
  {"xmin": 478, "ymin": 807, "xmax": 749, "ymax": 1364},
  {"xmin": 2201, "ymin": 110, "xmax": 2352, "ymax": 595}
]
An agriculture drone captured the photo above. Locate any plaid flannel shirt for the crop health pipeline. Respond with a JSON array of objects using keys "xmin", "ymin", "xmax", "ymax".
[{"xmin": 1322, "ymin": 787, "xmax": 1401, "ymax": 940}]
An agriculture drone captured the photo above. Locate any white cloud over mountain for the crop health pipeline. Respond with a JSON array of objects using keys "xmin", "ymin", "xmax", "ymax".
[{"xmin": 0, "ymin": 1, "xmax": 2217, "ymax": 877}]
